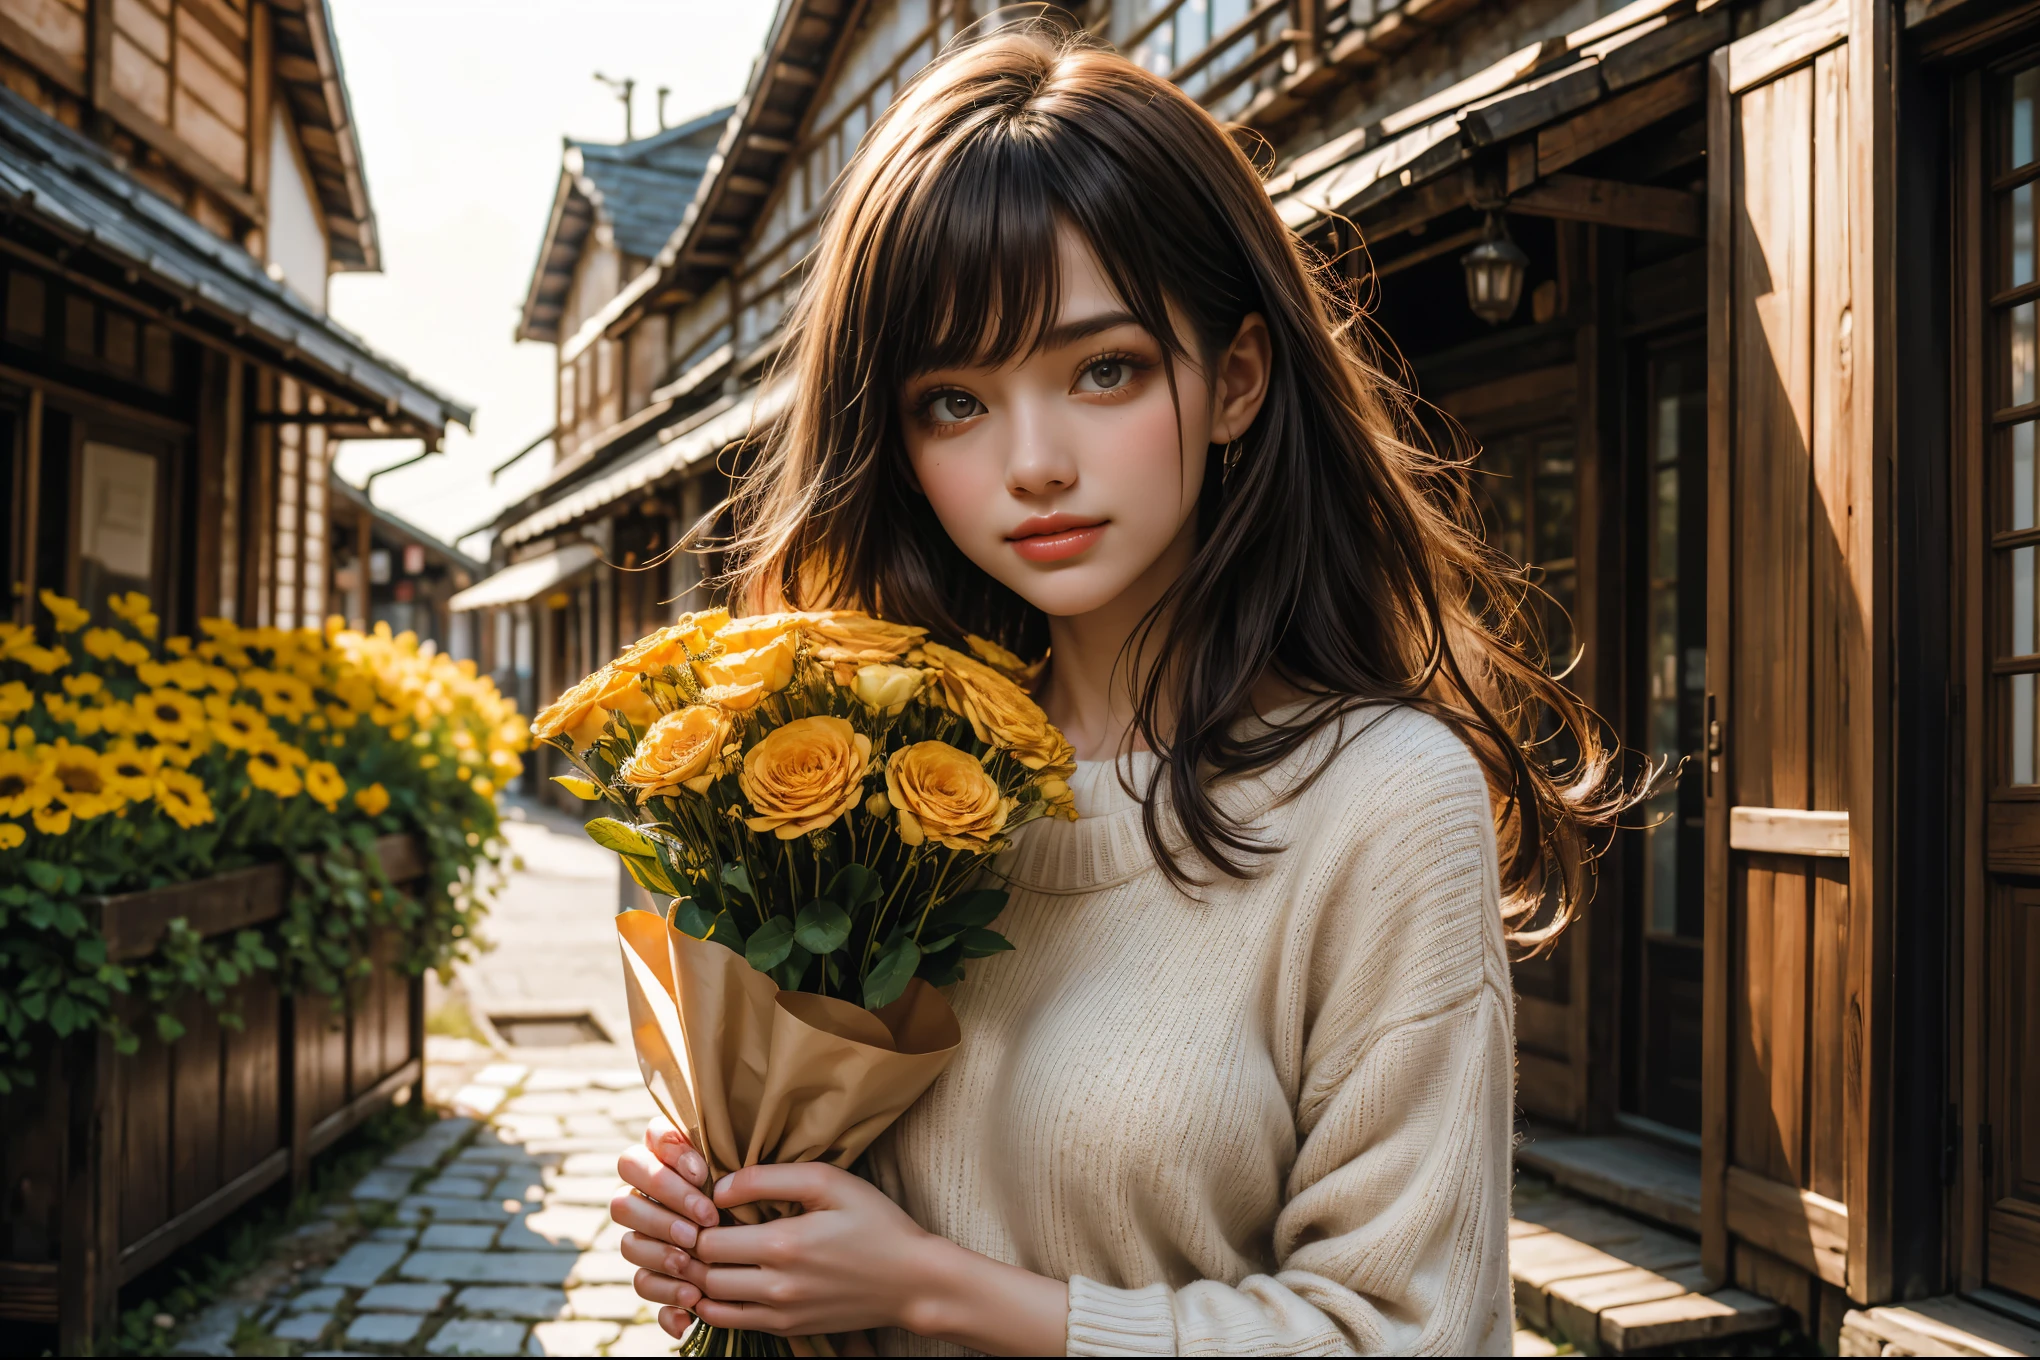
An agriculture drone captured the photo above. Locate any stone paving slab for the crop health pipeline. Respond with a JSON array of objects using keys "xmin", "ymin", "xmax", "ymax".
[
  {"xmin": 430, "ymin": 1318, "xmax": 533, "ymax": 1355},
  {"xmin": 568, "ymin": 1250, "xmax": 639, "ymax": 1286},
  {"xmin": 357, "ymin": 1281, "xmax": 452, "ymax": 1313},
  {"xmin": 396, "ymin": 1193, "xmax": 523, "ymax": 1223},
  {"xmin": 454, "ymin": 1284, "xmax": 572, "ymax": 1318},
  {"xmin": 609, "ymin": 1322, "xmax": 682, "ymax": 1356},
  {"xmin": 349, "ymin": 1167, "xmax": 420, "ymax": 1202},
  {"xmin": 345, "ymin": 1312, "xmax": 426, "ymax": 1345},
  {"xmin": 420, "ymin": 1222, "xmax": 501, "ymax": 1249},
  {"xmin": 288, "ymin": 1286, "xmax": 345, "ymax": 1313},
  {"xmin": 529, "ymin": 1319, "xmax": 623, "ymax": 1356},
  {"xmin": 272, "ymin": 1310, "xmax": 334, "ymax": 1343},
  {"xmin": 566, "ymin": 1284, "xmax": 650, "ymax": 1322},
  {"xmin": 400, "ymin": 1247, "xmax": 581, "ymax": 1284},
  {"xmin": 501, "ymin": 1205, "xmax": 610, "ymax": 1251},
  {"xmin": 321, "ymin": 1240, "xmax": 408, "ymax": 1288}
]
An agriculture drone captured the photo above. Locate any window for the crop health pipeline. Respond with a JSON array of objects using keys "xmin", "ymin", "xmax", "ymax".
[{"xmin": 1994, "ymin": 63, "xmax": 2040, "ymax": 785}]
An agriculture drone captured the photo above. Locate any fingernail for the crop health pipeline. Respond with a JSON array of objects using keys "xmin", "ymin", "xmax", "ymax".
[
  {"xmin": 713, "ymin": 1174, "xmax": 732, "ymax": 1196},
  {"xmin": 682, "ymin": 1151, "xmax": 705, "ymax": 1179}
]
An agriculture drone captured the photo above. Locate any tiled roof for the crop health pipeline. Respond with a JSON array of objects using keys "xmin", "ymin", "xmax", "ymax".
[
  {"xmin": 515, "ymin": 106, "xmax": 730, "ymax": 344},
  {"xmin": 0, "ymin": 84, "xmax": 470, "ymax": 434}
]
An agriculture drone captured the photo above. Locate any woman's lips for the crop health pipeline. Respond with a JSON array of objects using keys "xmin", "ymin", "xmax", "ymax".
[{"xmin": 1007, "ymin": 519, "xmax": 1107, "ymax": 562}]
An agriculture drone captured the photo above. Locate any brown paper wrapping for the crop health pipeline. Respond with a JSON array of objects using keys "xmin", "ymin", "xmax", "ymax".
[{"xmin": 616, "ymin": 908, "xmax": 961, "ymax": 1225}]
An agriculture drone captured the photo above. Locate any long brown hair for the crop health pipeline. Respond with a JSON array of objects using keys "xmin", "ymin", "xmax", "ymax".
[{"xmin": 722, "ymin": 21, "xmax": 1634, "ymax": 949}]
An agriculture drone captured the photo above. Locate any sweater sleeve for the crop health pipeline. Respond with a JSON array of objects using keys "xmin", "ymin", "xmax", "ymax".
[{"xmin": 1065, "ymin": 737, "xmax": 1516, "ymax": 1357}]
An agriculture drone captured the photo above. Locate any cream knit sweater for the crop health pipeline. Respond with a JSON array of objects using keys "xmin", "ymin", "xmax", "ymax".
[{"xmin": 867, "ymin": 704, "xmax": 1516, "ymax": 1356}]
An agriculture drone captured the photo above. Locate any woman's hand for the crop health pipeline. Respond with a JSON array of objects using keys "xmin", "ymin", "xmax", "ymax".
[
  {"xmin": 614, "ymin": 1118, "xmax": 1069, "ymax": 1355},
  {"xmin": 610, "ymin": 1116, "xmax": 720, "ymax": 1320}
]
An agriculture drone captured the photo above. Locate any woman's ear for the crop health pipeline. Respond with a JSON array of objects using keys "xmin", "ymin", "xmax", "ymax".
[{"xmin": 1209, "ymin": 313, "xmax": 1272, "ymax": 444}]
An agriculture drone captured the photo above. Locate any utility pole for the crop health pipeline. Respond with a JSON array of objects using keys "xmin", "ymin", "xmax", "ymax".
[
  {"xmin": 593, "ymin": 71, "xmax": 635, "ymax": 140},
  {"xmin": 657, "ymin": 86, "xmax": 670, "ymax": 132}
]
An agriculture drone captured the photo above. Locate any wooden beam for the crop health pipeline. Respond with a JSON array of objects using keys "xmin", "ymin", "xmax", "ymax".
[
  {"xmin": 724, "ymin": 175, "xmax": 771, "ymax": 197},
  {"xmin": 1510, "ymin": 173, "xmax": 1703, "ymax": 237},
  {"xmin": 744, "ymin": 132, "xmax": 794, "ymax": 156},
  {"xmin": 771, "ymin": 60, "xmax": 819, "ymax": 87},
  {"xmin": 1535, "ymin": 63, "xmax": 1707, "ymax": 178}
]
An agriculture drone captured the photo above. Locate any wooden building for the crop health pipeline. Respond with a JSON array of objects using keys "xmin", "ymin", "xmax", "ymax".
[
  {"xmin": 0, "ymin": 0, "xmax": 468, "ymax": 639},
  {"xmin": 460, "ymin": 0, "xmax": 2040, "ymax": 1345}
]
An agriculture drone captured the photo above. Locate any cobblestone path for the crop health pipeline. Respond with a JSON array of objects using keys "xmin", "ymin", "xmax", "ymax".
[{"xmin": 176, "ymin": 1062, "xmax": 675, "ymax": 1357}]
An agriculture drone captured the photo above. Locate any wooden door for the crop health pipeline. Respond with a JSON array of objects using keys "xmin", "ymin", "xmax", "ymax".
[
  {"xmin": 1959, "ymin": 50, "xmax": 2040, "ymax": 1305},
  {"xmin": 1703, "ymin": 0, "xmax": 1893, "ymax": 1304}
]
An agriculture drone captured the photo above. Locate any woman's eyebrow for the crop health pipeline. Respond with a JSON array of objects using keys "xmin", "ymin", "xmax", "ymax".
[{"xmin": 1039, "ymin": 309, "xmax": 1141, "ymax": 350}]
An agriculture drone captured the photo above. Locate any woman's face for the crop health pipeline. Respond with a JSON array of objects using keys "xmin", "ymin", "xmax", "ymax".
[{"xmin": 899, "ymin": 228, "xmax": 1267, "ymax": 620}]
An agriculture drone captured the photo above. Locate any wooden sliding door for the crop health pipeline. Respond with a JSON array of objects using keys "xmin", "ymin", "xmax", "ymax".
[{"xmin": 1703, "ymin": 0, "xmax": 1893, "ymax": 1304}]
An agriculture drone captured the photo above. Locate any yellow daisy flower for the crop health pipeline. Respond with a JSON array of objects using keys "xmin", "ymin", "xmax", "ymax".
[
  {"xmin": 31, "ymin": 802, "xmax": 70, "ymax": 836},
  {"xmin": 0, "ymin": 822, "xmax": 24, "ymax": 851},
  {"xmin": 82, "ymin": 627, "xmax": 125, "ymax": 660},
  {"xmin": 209, "ymin": 702, "xmax": 273, "ymax": 751},
  {"xmin": 38, "ymin": 589, "xmax": 89, "ymax": 633},
  {"xmin": 107, "ymin": 591, "xmax": 158, "ymax": 638},
  {"xmin": 304, "ymin": 760, "xmax": 346, "ymax": 810},
  {"xmin": 0, "ymin": 681, "xmax": 32, "ymax": 723},
  {"xmin": 62, "ymin": 673, "xmax": 104, "ymax": 698},
  {"xmin": 102, "ymin": 744, "xmax": 158, "ymax": 802},
  {"xmin": 0, "ymin": 749, "xmax": 53, "ymax": 818},
  {"xmin": 245, "ymin": 746, "xmax": 302, "ymax": 798},
  {"xmin": 153, "ymin": 767, "xmax": 213, "ymax": 828},
  {"xmin": 354, "ymin": 782, "xmax": 390, "ymax": 816},
  {"xmin": 48, "ymin": 742, "xmax": 120, "ymax": 818},
  {"xmin": 140, "ymin": 688, "xmax": 205, "ymax": 744}
]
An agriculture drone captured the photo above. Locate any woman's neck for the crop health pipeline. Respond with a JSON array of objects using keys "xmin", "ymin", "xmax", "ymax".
[{"xmin": 1037, "ymin": 517, "xmax": 1197, "ymax": 762}]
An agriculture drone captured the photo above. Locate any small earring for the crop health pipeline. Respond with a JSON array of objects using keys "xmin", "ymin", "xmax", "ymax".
[{"xmin": 1221, "ymin": 439, "xmax": 1244, "ymax": 485}]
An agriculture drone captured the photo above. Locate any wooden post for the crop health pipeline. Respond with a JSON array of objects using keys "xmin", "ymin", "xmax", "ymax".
[
  {"xmin": 15, "ymin": 386, "xmax": 42, "ymax": 626},
  {"xmin": 58, "ymin": 1027, "xmax": 120, "ymax": 1353}
]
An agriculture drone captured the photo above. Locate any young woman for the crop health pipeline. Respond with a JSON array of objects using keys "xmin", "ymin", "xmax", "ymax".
[{"xmin": 607, "ymin": 21, "xmax": 1624, "ymax": 1357}]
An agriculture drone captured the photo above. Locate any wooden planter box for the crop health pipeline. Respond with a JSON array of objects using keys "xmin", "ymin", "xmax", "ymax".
[{"xmin": 0, "ymin": 835, "xmax": 429, "ymax": 1350}]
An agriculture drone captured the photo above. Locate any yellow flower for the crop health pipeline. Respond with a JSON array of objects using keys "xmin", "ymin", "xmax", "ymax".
[
  {"xmin": 472, "ymin": 776, "xmax": 495, "ymax": 798},
  {"xmin": 114, "ymin": 639, "xmax": 149, "ymax": 667},
  {"xmin": 613, "ymin": 608, "xmax": 731, "ymax": 676},
  {"xmin": 806, "ymin": 612, "xmax": 928, "ymax": 682},
  {"xmin": 850, "ymin": 663, "xmax": 924, "ymax": 714},
  {"xmin": 530, "ymin": 667, "xmax": 633, "ymax": 747},
  {"xmin": 597, "ymin": 674, "xmax": 663, "ymax": 729},
  {"xmin": 884, "ymin": 740, "xmax": 1014, "ymax": 851},
  {"xmin": 154, "ymin": 766, "xmax": 214, "ymax": 828},
  {"xmin": 738, "ymin": 715, "xmax": 872, "ymax": 839},
  {"xmin": 918, "ymin": 643, "xmax": 1075, "ymax": 774},
  {"xmin": 0, "ymin": 822, "xmax": 23, "ymax": 850},
  {"xmin": 304, "ymin": 760, "xmax": 346, "ymax": 810},
  {"xmin": 107, "ymin": 591, "xmax": 159, "ymax": 638},
  {"xmin": 620, "ymin": 705, "xmax": 733, "ymax": 797},
  {"xmin": 15, "ymin": 643, "xmax": 69, "ymax": 674},
  {"xmin": 0, "ymin": 682, "xmax": 31, "ymax": 723},
  {"xmin": 31, "ymin": 803, "xmax": 69, "ymax": 836},
  {"xmin": 62, "ymin": 673, "xmax": 104, "ymax": 699},
  {"xmin": 964, "ymin": 633, "xmax": 1045, "ymax": 689},
  {"xmin": 0, "ymin": 749, "xmax": 53, "ymax": 818},
  {"xmin": 1036, "ymin": 774, "xmax": 1078, "ymax": 822},
  {"xmin": 208, "ymin": 702, "xmax": 273, "ymax": 751},
  {"xmin": 102, "ymin": 744, "xmax": 158, "ymax": 802},
  {"xmin": 49, "ymin": 742, "xmax": 121, "ymax": 818},
  {"xmin": 699, "ymin": 632, "xmax": 797, "ymax": 696},
  {"xmin": 712, "ymin": 611, "xmax": 810, "ymax": 654},
  {"xmin": 140, "ymin": 688, "xmax": 205, "ymax": 744},
  {"xmin": 83, "ymin": 627, "xmax": 125, "ymax": 660},
  {"xmin": 247, "ymin": 670, "xmax": 314, "ymax": 721},
  {"xmin": 701, "ymin": 679, "xmax": 766, "ymax": 712},
  {"xmin": 245, "ymin": 747, "xmax": 303, "ymax": 798},
  {"xmin": 39, "ymin": 589, "xmax": 89, "ymax": 633},
  {"xmin": 355, "ymin": 782, "xmax": 391, "ymax": 816}
]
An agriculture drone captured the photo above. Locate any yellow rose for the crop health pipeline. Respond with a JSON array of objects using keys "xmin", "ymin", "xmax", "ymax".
[
  {"xmin": 738, "ymin": 715, "xmax": 872, "ymax": 839},
  {"xmin": 885, "ymin": 740, "xmax": 1014, "ymax": 851},
  {"xmin": 918, "ymin": 643, "xmax": 1075, "ymax": 774},
  {"xmin": 530, "ymin": 666, "xmax": 633, "ymax": 746},
  {"xmin": 1036, "ymin": 774, "xmax": 1077, "ymax": 822},
  {"xmin": 850, "ymin": 663, "xmax": 923, "ymax": 714},
  {"xmin": 963, "ymin": 633, "xmax": 1044, "ymax": 689},
  {"xmin": 713, "ymin": 611, "xmax": 814, "ymax": 654},
  {"xmin": 614, "ymin": 607, "xmax": 732, "ymax": 675},
  {"xmin": 597, "ymin": 673, "xmax": 664, "ymax": 729},
  {"xmin": 701, "ymin": 679, "xmax": 766, "ymax": 712},
  {"xmin": 620, "ymin": 705, "xmax": 733, "ymax": 796},
  {"xmin": 699, "ymin": 631, "xmax": 797, "ymax": 696},
  {"xmin": 805, "ymin": 612, "xmax": 927, "ymax": 681}
]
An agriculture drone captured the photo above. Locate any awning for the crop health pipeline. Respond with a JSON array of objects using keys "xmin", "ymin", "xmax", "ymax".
[
  {"xmin": 448, "ymin": 543, "xmax": 599, "ymax": 613},
  {"xmin": 0, "ymin": 86, "xmax": 471, "ymax": 435},
  {"xmin": 498, "ymin": 378, "xmax": 790, "ymax": 548}
]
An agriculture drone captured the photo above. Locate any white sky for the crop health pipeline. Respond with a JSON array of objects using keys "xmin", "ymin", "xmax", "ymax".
[{"xmin": 324, "ymin": 0, "xmax": 774, "ymax": 557}]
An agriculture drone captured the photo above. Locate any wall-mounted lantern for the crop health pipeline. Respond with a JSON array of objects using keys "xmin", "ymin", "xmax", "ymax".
[{"xmin": 1461, "ymin": 211, "xmax": 1529, "ymax": 326}]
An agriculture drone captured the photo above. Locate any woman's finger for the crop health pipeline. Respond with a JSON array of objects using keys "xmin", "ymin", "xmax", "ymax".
[
  {"xmin": 657, "ymin": 1305, "xmax": 695, "ymax": 1341},
  {"xmin": 608, "ymin": 1190, "xmax": 699, "ymax": 1250},
  {"xmin": 713, "ymin": 1162, "xmax": 842, "ymax": 1212},
  {"xmin": 619, "ymin": 1229, "xmax": 689, "ymax": 1277},
  {"xmin": 644, "ymin": 1116, "xmax": 710, "ymax": 1187},
  {"xmin": 617, "ymin": 1147, "xmax": 718, "ymax": 1226},
  {"xmin": 632, "ymin": 1266, "xmax": 702, "ymax": 1310},
  {"xmin": 691, "ymin": 1297, "xmax": 788, "ymax": 1333},
  {"xmin": 691, "ymin": 1221, "xmax": 797, "ymax": 1267},
  {"xmin": 690, "ymin": 1264, "xmax": 784, "ymax": 1306}
]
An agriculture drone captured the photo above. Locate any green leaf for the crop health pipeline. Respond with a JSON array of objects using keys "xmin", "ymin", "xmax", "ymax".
[
  {"xmin": 552, "ymin": 775, "xmax": 603, "ymax": 800},
  {"xmin": 672, "ymin": 897, "xmax": 718, "ymax": 939},
  {"xmin": 23, "ymin": 860, "xmax": 62, "ymax": 893},
  {"xmin": 585, "ymin": 817, "xmax": 656, "ymax": 857},
  {"xmin": 927, "ymin": 888, "xmax": 1007, "ymax": 934},
  {"xmin": 773, "ymin": 944, "xmax": 812, "ymax": 991},
  {"xmin": 863, "ymin": 935, "xmax": 922, "ymax": 1010},
  {"xmin": 709, "ymin": 909, "xmax": 747, "ymax": 953},
  {"xmin": 827, "ymin": 863, "xmax": 882, "ymax": 912},
  {"xmin": 745, "ymin": 915, "xmax": 796, "ymax": 972},
  {"xmin": 154, "ymin": 1012, "xmax": 186, "ymax": 1043},
  {"xmin": 957, "ymin": 928, "xmax": 1014, "ymax": 959},
  {"xmin": 721, "ymin": 862, "xmax": 755, "ymax": 900},
  {"xmin": 793, "ymin": 899, "xmax": 852, "ymax": 954}
]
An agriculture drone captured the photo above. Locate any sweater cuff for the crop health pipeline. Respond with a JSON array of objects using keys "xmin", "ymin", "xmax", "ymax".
[{"xmin": 1066, "ymin": 1276, "xmax": 1178, "ymax": 1357}]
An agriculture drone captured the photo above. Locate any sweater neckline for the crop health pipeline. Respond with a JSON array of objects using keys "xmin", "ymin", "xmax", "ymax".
[{"xmin": 996, "ymin": 700, "xmax": 1336, "ymax": 896}]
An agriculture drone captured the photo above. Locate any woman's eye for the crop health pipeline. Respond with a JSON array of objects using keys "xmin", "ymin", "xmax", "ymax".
[
  {"xmin": 926, "ymin": 392, "xmax": 984, "ymax": 423},
  {"xmin": 1078, "ymin": 360, "xmax": 1130, "ymax": 392}
]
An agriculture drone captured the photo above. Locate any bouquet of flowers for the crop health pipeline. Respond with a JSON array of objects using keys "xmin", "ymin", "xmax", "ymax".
[{"xmin": 533, "ymin": 607, "xmax": 1073, "ymax": 1357}]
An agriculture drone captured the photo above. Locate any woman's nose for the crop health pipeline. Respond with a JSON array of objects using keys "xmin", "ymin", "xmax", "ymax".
[{"xmin": 1003, "ymin": 404, "xmax": 1077, "ymax": 496}]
